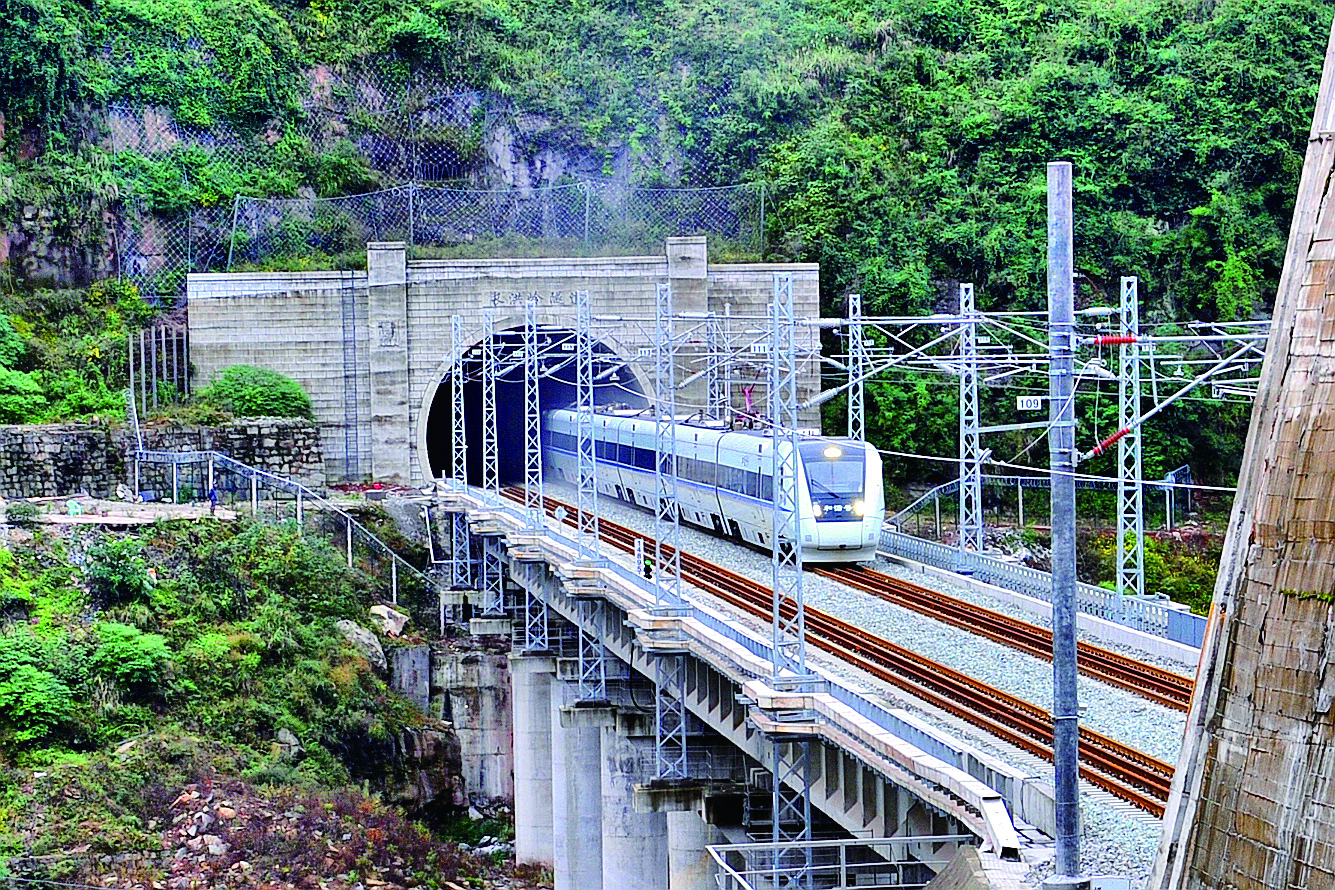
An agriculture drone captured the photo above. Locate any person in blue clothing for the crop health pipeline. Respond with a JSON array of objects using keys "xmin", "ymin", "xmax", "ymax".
[{"xmin": 209, "ymin": 486, "xmax": 218, "ymax": 515}]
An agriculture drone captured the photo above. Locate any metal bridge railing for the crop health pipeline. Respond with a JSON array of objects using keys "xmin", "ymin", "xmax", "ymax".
[
  {"xmin": 878, "ymin": 529, "xmax": 1206, "ymax": 649},
  {"xmin": 708, "ymin": 834, "xmax": 972, "ymax": 890}
]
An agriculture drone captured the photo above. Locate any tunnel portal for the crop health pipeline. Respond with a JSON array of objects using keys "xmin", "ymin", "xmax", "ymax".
[{"xmin": 423, "ymin": 326, "xmax": 647, "ymax": 484}]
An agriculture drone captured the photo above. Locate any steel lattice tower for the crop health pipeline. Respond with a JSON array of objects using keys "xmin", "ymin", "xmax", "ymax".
[
  {"xmin": 770, "ymin": 274, "xmax": 807, "ymax": 680},
  {"xmin": 449, "ymin": 315, "xmax": 472, "ymax": 591},
  {"xmin": 958, "ymin": 283, "xmax": 983, "ymax": 569},
  {"xmin": 1116, "ymin": 277, "xmax": 1145, "ymax": 600},
  {"xmin": 575, "ymin": 290, "xmax": 600, "ymax": 559},
  {"xmin": 523, "ymin": 297, "xmax": 544, "ymax": 530},
  {"xmin": 521, "ymin": 297, "xmax": 549, "ymax": 652},
  {"xmin": 769, "ymin": 279, "xmax": 813, "ymax": 888},
  {"xmin": 481, "ymin": 310, "xmax": 500, "ymax": 499},
  {"xmin": 847, "ymin": 292, "xmax": 866, "ymax": 442},
  {"xmin": 652, "ymin": 281, "xmax": 688, "ymax": 781},
  {"xmin": 706, "ymin": 311, "xmax": 727, "ymax": 421}
]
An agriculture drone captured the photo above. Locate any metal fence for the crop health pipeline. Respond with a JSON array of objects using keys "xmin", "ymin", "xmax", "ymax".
[
  {"xmin": 225, "ymin": 180, "xmax": 764, "ymax": 270},
  {"xmin": 888, "ymin": 472, "xmax": 1200, "ymax": 535},
  {"xmin": 95, "ymin": 54, "xmax": 766, "ymax": 303},
  {"xmin": 708, "ymin": 835, "xmax": 972, "ymax": 890}
]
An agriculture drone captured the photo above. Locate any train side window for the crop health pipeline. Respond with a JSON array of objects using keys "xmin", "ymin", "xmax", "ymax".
[{"xmin": 635, "ymin": 447, "xmax": 655, "ymax": 471}]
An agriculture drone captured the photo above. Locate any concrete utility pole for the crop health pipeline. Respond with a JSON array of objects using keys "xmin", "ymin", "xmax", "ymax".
[{"xmin": 1045, "ymin": 161, "xmax": 1088, "ymax": 890}]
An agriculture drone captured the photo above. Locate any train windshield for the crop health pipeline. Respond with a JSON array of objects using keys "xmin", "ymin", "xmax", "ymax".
[{"xmin": 798, "ymin": 442, "xmax": 865, "ymax": 498}]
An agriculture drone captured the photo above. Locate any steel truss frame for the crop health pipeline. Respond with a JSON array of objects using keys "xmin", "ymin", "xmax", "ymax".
[
  {"xmin": 577, "ymin": 599, "xmax": 609, "ymax": 703},
  {"xmin": 652, "ymin": 282, "xmax": 689, "ymax": 782},
  {"xmin": 771, "ymin": 738, "xmax": 815, "ymax": 888},
  {"xmin": 479, "ymin": 535, "xmax": 505, "ymax": 616}
]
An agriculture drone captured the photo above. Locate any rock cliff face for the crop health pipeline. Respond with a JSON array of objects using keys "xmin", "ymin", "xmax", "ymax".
[{"xmin": 385, "ymin": 727, "xmax": 467, "ymax": 816}]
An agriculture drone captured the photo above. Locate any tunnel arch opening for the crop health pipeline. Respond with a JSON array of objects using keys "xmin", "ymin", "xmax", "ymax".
[{"xmin": 420, "ymin": 326, "xmax": 648, "ymax": 484}]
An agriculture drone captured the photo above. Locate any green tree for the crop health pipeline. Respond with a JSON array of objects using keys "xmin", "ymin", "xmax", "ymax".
[
  {"xmin": 85, "ymin": 537, "xmax": 153, "ymax": 606},
  {"xmin": 0, "ymin": 369, "xmax": 48, "ymax": 423}
]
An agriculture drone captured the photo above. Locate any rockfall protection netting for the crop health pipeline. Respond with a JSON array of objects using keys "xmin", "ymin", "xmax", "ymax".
[{"xmin": 225, "ymin": 180, "xmax": 766, "ymax": 270}]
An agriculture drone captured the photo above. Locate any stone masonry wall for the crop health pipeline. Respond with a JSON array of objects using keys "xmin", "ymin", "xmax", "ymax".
[{"xmin": 0, "ymin": 419, "xmax": 325, "ymax": 499}]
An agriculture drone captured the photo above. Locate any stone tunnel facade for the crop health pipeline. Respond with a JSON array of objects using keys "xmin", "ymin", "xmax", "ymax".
[{"xmin": 186, "ymin": 238, "xmax": 820, "ymax": 485}]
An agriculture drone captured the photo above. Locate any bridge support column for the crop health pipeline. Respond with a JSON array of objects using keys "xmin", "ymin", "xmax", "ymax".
[
  {"xmin": 602, "ymin": 720, "xmax": 669, "ymax": 890},
  {"xmin": 668, "ymin": 806, "xmax": 717, "ymax": 890},
  {"xmin": 552, "ymin": 690, "xmax": 605, "ymax": 890},
  {"xmin": 511, "ymin": 654, "xmax": 555, "ymax": 867}
]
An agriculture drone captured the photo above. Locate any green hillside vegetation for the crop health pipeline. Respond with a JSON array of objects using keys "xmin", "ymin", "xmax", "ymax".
[
  {"xmin": 3, "ymin": 0, "xmax": 1325, "ymax": 482},
  {"xmin": 3, "ymin": 0, "xmax": 1327, "ymax": 316},
  {"xmin": 0, "ymin": 281, "xmax": 153, "ymax": 423},
  {"xmin": 0, "ymin": 519, "xmax": 503, "ymax": 887}
]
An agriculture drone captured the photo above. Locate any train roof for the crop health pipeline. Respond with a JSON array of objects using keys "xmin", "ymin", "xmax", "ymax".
[{"xmin": 544, "ymin": 406, "xmax": 855, "ymax": 444}]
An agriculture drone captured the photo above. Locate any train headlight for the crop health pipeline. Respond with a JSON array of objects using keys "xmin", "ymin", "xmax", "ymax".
[
  {"xmin": 823, "ymin": 445, "xmax": 843, "ymax": 459},
  {"xmin": 812, "ymin": 502, "xmax": 824, "ymax": 518},
  {"xmin": 853, "ymin": 499, "xmax": 866, "ymax": 517}
]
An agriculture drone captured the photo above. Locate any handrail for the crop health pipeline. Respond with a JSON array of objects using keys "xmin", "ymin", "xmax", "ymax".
[{"xmin": 130, "ymin": 449, "xmax": 438, "ymax": 601}]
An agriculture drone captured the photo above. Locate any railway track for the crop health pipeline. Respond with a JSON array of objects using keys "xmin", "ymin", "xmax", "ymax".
[
  {"xmin": 814, "ymin": 566, "xmax": 1196, "ymax": 712},
  {"xmin": 501, "ymin": 489, "xmax": 1174, "ymax": 816}
]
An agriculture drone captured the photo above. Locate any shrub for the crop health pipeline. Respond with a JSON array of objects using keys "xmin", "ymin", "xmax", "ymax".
[
  {"xmin": 0, "ymin": 634, "xmax": 76, "ymax": 748},
  {"xmin": 0, "ymin": 368, "xmax": 47, "ymax": 422},
  {"xmin": 0, "ymin": 315, "xmax": 26, "ymax": 369},
  {"xmin": 5, "ymin": 500, "xmax": 39, "ymax": 527},
  {"xmin": 91, "ymin": 622, "xmax": 172, "ymax": 691},
  {"xmin": 198, "ymin": 365, "xmax": 314, "ymax": 420},
  {"xmin": 85, "ymin": 537, "xmax": 153, "ymax": 606}
]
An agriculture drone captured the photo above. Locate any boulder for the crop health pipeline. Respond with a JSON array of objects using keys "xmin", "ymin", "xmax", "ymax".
[
  {"xmin": 384, "ymin": 727, "xmax": 467, "ymax": 815},
  {"xmin": 274, "ymin": 727, "xmax": 303, "ymax": 761},
  {"xmin": 335, "ymin": 619, "xmax": 387, "ymax": 672},
  {"xmin": 370, "ymin": 604, "xmax": 409, "ymax": 637}
]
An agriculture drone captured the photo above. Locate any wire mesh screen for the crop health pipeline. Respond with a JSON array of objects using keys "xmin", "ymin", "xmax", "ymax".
[
  {"xmin": 94, "ymin": 54, "xmax": 770, "ymax": 301},
  {"xmin": 229, "ymin": 180, "xmax": 764, "ymax": 267}
]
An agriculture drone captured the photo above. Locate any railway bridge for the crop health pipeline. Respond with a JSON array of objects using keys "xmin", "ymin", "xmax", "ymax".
[{"xmin": 426, "ymin": 478, "xmax": 1038, "ymax": 889}]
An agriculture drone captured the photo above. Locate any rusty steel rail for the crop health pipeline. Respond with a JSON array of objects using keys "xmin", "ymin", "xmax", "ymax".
[{"xmin": 815, "ymin": 565, "xmax": 1195, "ymax": 712}]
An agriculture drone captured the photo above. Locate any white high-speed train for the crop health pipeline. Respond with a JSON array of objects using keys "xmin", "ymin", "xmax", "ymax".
[{"xmin": 542, "ymin": 408, "xmax": 885, "ymax": 563}]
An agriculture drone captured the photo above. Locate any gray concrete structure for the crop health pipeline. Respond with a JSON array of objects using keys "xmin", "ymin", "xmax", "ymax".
[
  {"xmin": 188, "ymin": 239, "xmax": 821, "ymax": 485},
  {"xmin": 511, "ymin": 654, "xmax": 556, "ymax": 866},
  {"xmin": 552, "ymin": 688, "xmax": 604, "ymax": 890},
  {"xmin": 430, "ymin": 483, "xmax": 1036, "ymax": 889},
  {"xmin": 602, "ymin": 721, "xmax": 670, "ymax": 889},
  {"xmin": 434, "ymin": 646, "xmax": 514, "ymax": 802}
]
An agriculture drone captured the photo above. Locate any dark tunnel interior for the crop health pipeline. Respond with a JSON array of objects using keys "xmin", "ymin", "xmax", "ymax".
[{"xmin": 424, "ymin": 327, "xmax": 648, "ymax": 484}]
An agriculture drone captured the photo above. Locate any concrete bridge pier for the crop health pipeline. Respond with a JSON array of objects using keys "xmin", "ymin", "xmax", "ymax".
[
  {"xmin": 667, "ymin": 806, "xmax": 717, "ymax": 890},
  {"xmin": 602, "ymin": 715, "xmax": 670, "ymax": 889},
  {"xmin": 511, "ymin": 653, "xmax": 556, "ymax": 866},
  {"xmin": 551, "ymin": 688, "xmax": 607, "ymax": 890}
]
